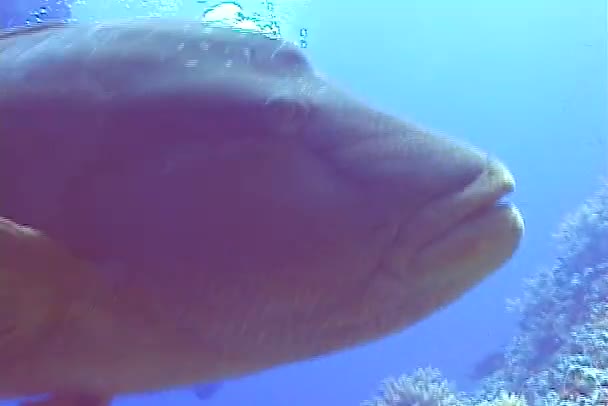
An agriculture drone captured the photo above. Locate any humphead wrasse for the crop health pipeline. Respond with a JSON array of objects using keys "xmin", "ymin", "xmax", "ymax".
[{"xmin": 0, "ymin": 20, "xmax": 524, "ymax": 406}]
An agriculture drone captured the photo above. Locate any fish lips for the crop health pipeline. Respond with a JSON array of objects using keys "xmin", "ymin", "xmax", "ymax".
[{"xmin": 386, "ymin": 158, "xmax": 524, "ymax": 312}]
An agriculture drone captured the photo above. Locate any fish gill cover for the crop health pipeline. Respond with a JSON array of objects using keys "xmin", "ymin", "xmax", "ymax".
[{"xmin": 360, "ymin": 181, "xmax": 608, "ymax": 406}]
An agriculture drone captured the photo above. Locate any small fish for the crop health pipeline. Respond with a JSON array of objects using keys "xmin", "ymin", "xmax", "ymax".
[
  {"xmin": 193, "ymin": 381, "xmax": 223, "ymax": 400},
  {"xmin": 469, "ymin": 350, "xmax": 506, "ymax": 380},
  {"xmin": 0, "ymin": 19, "xmax": 523, "ymax": 406}
]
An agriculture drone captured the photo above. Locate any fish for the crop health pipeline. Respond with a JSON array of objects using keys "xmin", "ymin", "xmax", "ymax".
[
  {"xmin": 469, "ymin": 349, "xmax": 506, "ymax": 380},
  {"xmin": 192, "ymin": 381, "xmax": 223, "ymax": 400},
  {"xmin": 0, "ymin": 19, "xmax": 524, "ymax": 406}
]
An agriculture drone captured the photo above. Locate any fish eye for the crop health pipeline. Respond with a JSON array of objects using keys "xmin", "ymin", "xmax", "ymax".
[
  {"xmin": 271, "ymin": 44, "xmax": 311, "ymax": 74},
  {"xmin": 265, "ymin": 95, "xmax": 309, "ymax": 132}
]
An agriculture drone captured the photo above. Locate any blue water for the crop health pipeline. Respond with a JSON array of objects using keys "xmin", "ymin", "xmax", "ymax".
[{"xmin": 1, "ymin": 1, "xmax": 606, "ymax": 405}]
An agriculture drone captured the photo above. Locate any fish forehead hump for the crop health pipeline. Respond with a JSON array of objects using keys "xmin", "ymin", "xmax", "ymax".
[
  {"xmin": 0, "ymin": 19, "xmax": 313, "ymax": 84},
  {"xmin": 0, "ymin": 20, "xmax": 315, "ymax": 152}
]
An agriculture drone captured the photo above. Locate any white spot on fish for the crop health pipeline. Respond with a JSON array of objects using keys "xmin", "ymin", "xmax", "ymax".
[
  {"xmin": 270, "ymin": 40, "xmax": 289, "ymax": 60},
  {"xmin": 243, "ymin": 47, "xmax": 251, "ymax": 64},
  {"xmin": 185, "ymin": 59, "xmax": 199, "ymax": 68}
]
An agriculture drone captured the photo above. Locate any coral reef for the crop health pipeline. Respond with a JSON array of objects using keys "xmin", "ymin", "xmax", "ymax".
[
  {"xmin": 361, "ymin": 368, "xmax": 527, "ymax": 406},
  {"xmin": 362, "ymin": 181, "xmax": 608, "ymax": 406},
  {"xmin": 479, "ymin": 392, "xmax": 528, "ymax": 406},
  {"xmin": 361, "ymin": 368, "xmax": 468, "ymax": 406}
]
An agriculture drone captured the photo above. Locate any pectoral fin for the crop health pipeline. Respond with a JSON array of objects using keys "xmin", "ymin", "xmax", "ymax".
[{"xmin": 0, "ymin": 216, "xmax": 90, "ymax": 355}]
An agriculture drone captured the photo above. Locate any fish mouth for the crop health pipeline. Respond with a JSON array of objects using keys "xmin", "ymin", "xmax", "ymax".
[
  {"xmin": 298, "ymin": 158, "xmax": 524, "ymax": 353},
  {"xmin": 382, "ymin": 157, "xmax": 524, "ymax": 303},
  {"xmin": 359, "ymin": 157, "xmax": 524, "ymax": 337},
  {"xmin": 405, "ymin": 157, "xmax": 522, "ymax": 256}
]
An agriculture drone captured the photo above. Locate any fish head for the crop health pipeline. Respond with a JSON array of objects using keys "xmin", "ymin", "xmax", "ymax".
[
  {"xmin": 162, "ymin": 29, "xmax": 525, "ymax": 352},
  {"xmin": 0, "ymin": 20, "xmax": 524, "ymax": 386},
  {"xmin": 84, "ymin": 22, "xmax": 524, "ymax": 363}
]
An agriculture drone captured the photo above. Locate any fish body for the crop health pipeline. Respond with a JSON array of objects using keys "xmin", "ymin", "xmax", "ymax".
[{"xmin": 0, "ymin": 19, "xmax": 523, "ymax": 405}]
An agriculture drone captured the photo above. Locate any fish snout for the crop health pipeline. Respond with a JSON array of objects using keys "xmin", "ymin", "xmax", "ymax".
[
  {"xmin": 364, "ymin": 149, "xmax": 524, "ymax": 334},
  {"xmin": 315, "ymin": 102, "xmax": 525, "ymax": 335},
  {"xmin": 399, "ymin": 155, "xmax": 521, "ymax": 257},
  {"xmin": 311, "ymin": 100, "xmax": 524, "ymax": 290}
]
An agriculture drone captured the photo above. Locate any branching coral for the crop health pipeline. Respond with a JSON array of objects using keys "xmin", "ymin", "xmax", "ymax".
[
  {"xmin": 361, "ymin": 368, "xmax": 467, "ymax": 406},
  {"xmin": 478, "ymin": 391, "xmax": 527, "ymax": 406},
  {"xmin": 477, "ymin": 181, "xmax": 608, "ymax": 403},
  {"xmin": 361, "ymin": 369, "xmax": 528, "ymax": 406}
]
